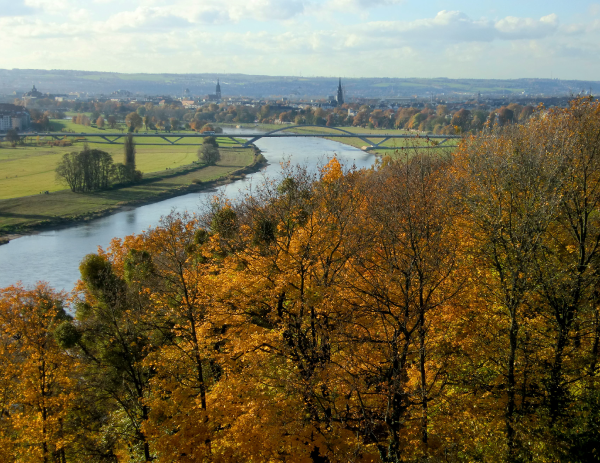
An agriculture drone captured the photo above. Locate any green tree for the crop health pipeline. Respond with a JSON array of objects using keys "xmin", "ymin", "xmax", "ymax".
[
  {"xmin": 198, "ymin": 142, "xmax": 220, "ymax": 166},
  {"xmin": 55, "ymin": 147, "xmax": 114, "ymax": 192},
  {"xmin": 57, "ymin": 253, "xmax": 156, "ymax": 461},
  {"xmin": 5, "ymin": 129, "xmax": 20, "ymax": 145},
  {"xmin": 122, "ymin": 134, "xmax": 141, "ymax": 183},
  {"xmin": 203, "ymin": 136, "xmax": 218, "ymax": 148}
]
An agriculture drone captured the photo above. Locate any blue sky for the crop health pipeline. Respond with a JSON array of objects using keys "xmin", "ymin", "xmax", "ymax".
[{"xmin": 0, "ymin": 0, "xmax": 598, "ymax": 80}]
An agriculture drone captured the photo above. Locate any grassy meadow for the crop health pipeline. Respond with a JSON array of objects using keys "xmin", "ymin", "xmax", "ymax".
[
  {"xmin": 0, "ymin": 147, "xmax": 256, "ymax": 233},
  {"xmin": 2, "ymin": 119, "xmax": 245, "ymax": 200},
  {"xmin": 0, "ymin": 142, "xmax": 201, "ymax": 199}
]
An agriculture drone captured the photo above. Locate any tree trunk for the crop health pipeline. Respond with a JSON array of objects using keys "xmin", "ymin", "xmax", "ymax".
[{"xmin": 506, "ymin": 310, "xmax": 519, "ymax": 462}]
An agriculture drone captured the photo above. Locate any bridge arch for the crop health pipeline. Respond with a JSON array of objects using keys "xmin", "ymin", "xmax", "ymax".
[
  {"xmin": 241, "ymin": 125, "xmax": 378, "ymax": 147},
  {"xmin": 260, "ymin": 125, "xmax": 361, "ymax": 137}
]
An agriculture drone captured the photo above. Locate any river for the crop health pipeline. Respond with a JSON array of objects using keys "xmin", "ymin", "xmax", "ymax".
[{"xmin": 0, "ymin": 129, "xmax": 375, "ymax": 292}]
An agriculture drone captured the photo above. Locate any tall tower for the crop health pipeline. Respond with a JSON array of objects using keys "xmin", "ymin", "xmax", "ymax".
[
  {"xmin": 216, "ymin": 79, "xmax": 222, "ymax": 100},
  {"xmin": 336, "ymin": 78, "xmax": 344, "ymax": 106}
]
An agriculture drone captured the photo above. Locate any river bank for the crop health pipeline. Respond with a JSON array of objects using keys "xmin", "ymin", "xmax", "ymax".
[
  {"xmin": 0, "ymin": 132, "xmax": 375, "ymax": 291},
  {"xmin": 0, "ymin": 146, "xmax": 264, "ymax": 242}
]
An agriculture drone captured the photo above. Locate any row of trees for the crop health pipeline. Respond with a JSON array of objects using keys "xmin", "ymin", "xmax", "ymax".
[
  {"xmin": 71, "ymin": 114, "xmax": 91, "ymax": 127},
  {"xmin": 51, "ymin": 95, "xmax": 536, "ymax": 136},
  {"xmin": 4, "ymin": 99, "xmax": 600, "ymax": 462},
  {"xmin": 273, "ymin": 102, "xmax": 536, "ymax": 133},
  {"xmin": 55, "ymin": 135, "xmax": 141, "ymax": 192}
]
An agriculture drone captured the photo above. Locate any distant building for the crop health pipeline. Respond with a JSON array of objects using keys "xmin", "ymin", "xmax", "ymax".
[
  {"xmin": 55, "ymin": 95, "xmax": 77, "ymax": 102},
  {"xmin": 181, "ymin": 99, "xmax": 197, "ymax": 108},
  {"xmin": 204, "ymin": 80, "xmax": 222, "ymax": 102},
  {"xmin": 111, "ymin": 89, "xmax": 132, "ymax": 97},
  {"xmin": 159, "ymin": 99, "xmax": 182, "ymax": 107},
  {"xmin": 336, "ymin": 78, "xmax": 344, "ymax": 106},
  {"xmin": 0, "ymin": 104, "xmax": 31, "ymax": 131},
  {"xmin": 24, "ymin": 85, "xmax": 43, "ymax": 98}
]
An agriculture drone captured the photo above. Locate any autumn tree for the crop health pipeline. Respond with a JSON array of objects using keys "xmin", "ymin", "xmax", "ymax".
[
  {"xmin": 0, "ymin": 284, "xmax": 76, "ymax": 463},
  {"xmin": 527, "ymin": 99, "xmax": 600, "ymax": 460},
  {"xmin": 125, "ymin": 112, "xmax": 143, "ymax": 131},
  {"xmin": 72, "ymin": 114, "xmax": 91, "ymax": 126},
  {"xmin": 107, "ymin": 116, "xmax": 117, "ymax": 129},
  {"xmin": 451, "ymin": 102, "xmax": 591, "ymax": 461},
  {"xmin": 353, "ymin": 110, "xmax": 370, "ymax": 127},
  {"xmin": 451, "ymin": 108, "xmax": 471, "ymax": 132},
  {"xmin": 115, "ymin": 214, "xmax": 221, "ymax": 461}
]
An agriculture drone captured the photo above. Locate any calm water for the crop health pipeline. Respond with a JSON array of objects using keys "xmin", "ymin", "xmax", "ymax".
[{"xmin": 0, "ymin": 129, "xmax": 375, "ymax": 292}]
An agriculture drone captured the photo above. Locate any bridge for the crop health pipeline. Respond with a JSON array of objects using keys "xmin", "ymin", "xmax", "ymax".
[{"xmin": 2, "ymin": 125, "xmax": 461, "ymax": 150}]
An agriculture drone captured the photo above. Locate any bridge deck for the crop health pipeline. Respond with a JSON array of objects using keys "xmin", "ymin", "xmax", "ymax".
[
  {"xmin": 10, "ymin": 132, "xmax": 461, "ymax": 139},
  {"xmin": 2, "ymin": 128, "xmax": 461, "ymax": 149}
]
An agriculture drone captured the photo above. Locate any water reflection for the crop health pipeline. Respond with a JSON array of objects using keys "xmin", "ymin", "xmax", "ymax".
[{"xmin": 126, "ymin": 211, "xmax": 136, "ymax": 225}]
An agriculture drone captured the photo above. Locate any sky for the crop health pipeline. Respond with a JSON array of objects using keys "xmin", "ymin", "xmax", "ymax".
[{"xmin": 0, "ymin": 0, "xmax": 598, "ymax": 80}]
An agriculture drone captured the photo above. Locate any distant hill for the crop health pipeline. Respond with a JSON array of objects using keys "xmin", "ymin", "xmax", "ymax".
[{"xmin": 1, "ymin": 69, "xmax": 597, "ymax": 99}]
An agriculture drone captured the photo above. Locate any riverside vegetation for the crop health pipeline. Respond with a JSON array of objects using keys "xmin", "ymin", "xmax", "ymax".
[{"xmin": 2, "ymin": 99, "xmax": 600, "ymax": 462}]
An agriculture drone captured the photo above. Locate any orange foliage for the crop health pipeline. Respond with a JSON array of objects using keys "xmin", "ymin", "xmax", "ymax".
[{"xmin": 4, "ymin": 98, "xmax": 600, "ymax": 462}]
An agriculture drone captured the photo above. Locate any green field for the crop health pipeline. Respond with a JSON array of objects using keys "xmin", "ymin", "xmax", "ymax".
[
  {"xmin": 49, "ymin": 119, "xmax": 107, "ymax": 133},
  {"xmin": 0, "ymin": 142, "xmax": 206, "ymax": 199},
  {"xmin": 62, "ymin": 111, "xmax": 94, "ymax": 118},
  {"xmin": 2, "ymin": 118, "xmax": 245, "ymax": 200},
  {"xmin": 0, "ymin": 147, "xmax": 257, "ymax": 233}
]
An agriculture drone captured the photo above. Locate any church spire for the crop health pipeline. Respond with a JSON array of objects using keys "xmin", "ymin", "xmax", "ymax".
[
  {"xmin": 336, "ymin": 77, "xmax": 344, "ymax": 106},
  {"xmin": 216, "ymin": 79, "xmax": 222, "ymax": 100}
]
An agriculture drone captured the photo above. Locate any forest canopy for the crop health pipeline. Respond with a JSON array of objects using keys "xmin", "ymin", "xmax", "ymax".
[{"xmin": 3, "ymin": 98, "xmax": 600, "ymax": 462}]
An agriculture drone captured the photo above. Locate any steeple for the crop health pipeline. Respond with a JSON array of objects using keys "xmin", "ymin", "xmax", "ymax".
[
  {"xmin": 336, "ymin": 78, "xmax": 344, "ymax": 106},
  {"xmin": 216, "ymin": 79, "xmax": 222, "ymax": 100}
]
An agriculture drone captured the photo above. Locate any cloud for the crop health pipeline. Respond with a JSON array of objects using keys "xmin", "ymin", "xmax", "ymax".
[
  {"xmin": 0, "ymin": 0, "xmax": 34, "ymax": 16},
  {"xmin": 186, "ymin": 0, "xmax": 307, "ymax": 23},
  {"xmin": 495, "ymin": 14, "xmax": 558, "ymax": 39},
  {"xmin": 328, "ymin": 0, "xmax": 404, "ymax": 9},
  {"xmin": 242, "ymin": 0, "xmax": 306, "ymax": 21},
  {"xmin": 24, "ymin": 0, "xmax": 71, "ymax": 12},
  {"xmin": 356, "ymin": 11, "xmax": 559, "ymax": 45},
  {"xmin": 193, "ymin": 8, "xmax": 231, "ymax": 24},
  {"xmin": 106, "ymin": 7, "xmax": 193, "ymax": 31}
]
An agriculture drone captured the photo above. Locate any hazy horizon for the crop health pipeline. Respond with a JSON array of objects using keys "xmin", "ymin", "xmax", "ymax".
[{"xmin": 4, "ymin": 68, "xmax": 597, "ymax": 81}]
